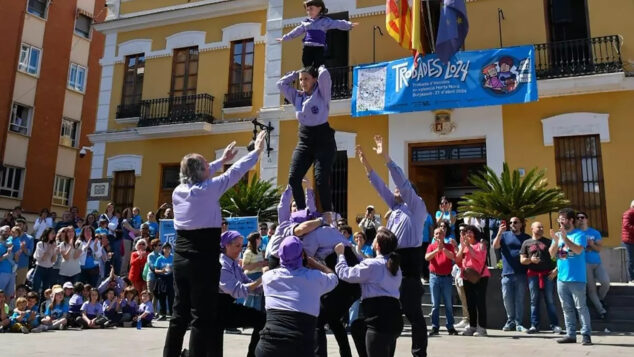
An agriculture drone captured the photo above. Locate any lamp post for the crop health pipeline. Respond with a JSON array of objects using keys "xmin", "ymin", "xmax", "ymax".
[
  {"xmin": 373, "ymin": 25, "xmax": 383, "ymax": 63},
  {"xmin": 498, "ymin": 8, "xmax": 505, "ymax": 47},
  {"xmin": 247, "ymin": 119, "xmax": 274, "ymax": 157}
]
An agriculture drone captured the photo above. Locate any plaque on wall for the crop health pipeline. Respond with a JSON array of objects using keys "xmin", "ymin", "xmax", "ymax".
[{"xmin": 87, "ymin": 178, "xmax": 112, "ymax": 201}]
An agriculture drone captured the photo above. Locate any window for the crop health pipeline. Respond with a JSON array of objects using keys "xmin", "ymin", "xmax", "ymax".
[
  {"xmin": 74, "ymin": 14, "xmax": 92, "ymax": 39},
  {"xmin": 118, "ymin": 54, "xmax": 145, "ymax": 118},
  {"xmin": 113, "ymin": 171, "xmax": 135, "ymax": 212},
  {"xmin": 9, "ymin": 103, "xmax": 32, "ymax": 135},
  {"xmin": 18, "ymin": 44, "xmax": 41, "ymax": 75},
  {"xmin": 158, "ymin": 165, "xmax": 180, "ymax": 206},
  {"xmin": 59, "ymin": 118, "xmax": 80, "ymax": 147},
  {"xmin": 554, "ymin": 135, "xmax": 608, "ymax": 235},
  {"xmin": 170, "ymin": 47, "xmax": 198, "ymax": 98},
  {"xmin": 68, "ymin": 63, "xmax": 87, "ymax": 92},
  {"xmin": 27, "ymin": 0, "xmax": 48, "ymax": 19},
  {"xmin": 0, "ymin": 167, "xmax": 24, "ymax": 199},
  {"xmin": 226, "ymin": 39, "xmax": 254, "ymax": 107},
  {"xmin": 53, "ymin": 176, "xmax": 73, "ymax": 206}
]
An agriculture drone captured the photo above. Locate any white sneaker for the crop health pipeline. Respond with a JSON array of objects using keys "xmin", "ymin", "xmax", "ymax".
[
  {"xmin": 455, "ymin": 319, "xmax": 470, "ymax": 329},
  {"xmin": 462, "ymin": 326, "xmax": 477, "ymax": 336},
  {"xmin": 553, "ymin": 326, "xmax": 563, "ymax": 334},
  {"xmin": 474, "ymin": 327, "xmax": 488, "ymax": 336},
  {"xmin": 516, "ymin": 325, "xmax": 527, "ymax": 332}
]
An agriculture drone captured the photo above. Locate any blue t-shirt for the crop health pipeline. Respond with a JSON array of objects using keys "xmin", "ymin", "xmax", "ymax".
[
  {"xmin": 360, "ymin": 244, "xmax": 375, "ymax": 258},
  {"xmin": 82, "ymin": 245, "xmax": 97, "ymax": 269},
  {"xmin": 556, "ymin": 229, "xmax": 587, "ymax": 282},
  {"xmin": 500, "ymin": 231, "xmax": 530, "ymax": 276},
  {"xmin": 95, "ymin": 227, "xmax": 109, "ymax": 236},
  {"xmin": 9, "ymin": 234, "xmax": 34, "ymax": 268},
  {"xmin": 45, "ymin": 302, "xmax": 69, "ymax": 320},
  {"xmin": 131, "ymin": 215, "xmax": 142, "ymax": 229},
  {"xmin": 422, "ymin": 214, "xmax": 433, "ymax": 244},
  {"xmin": 259, "ymin": 235, "xmax": 269, "ymax": 251},
  {"xmin": 148, "ymin": 222, "xmax": 159, "ymax": 238},
  {"xmin": 155, "ymin": 254, "xmax": 174, "ymax": 275},
  {"xmin": 582, "ymin": 228, "xmax": 602, "ymax": 264},
  {"xmin": 0, "ymin": 241, "xmax": 13, "ymax": 273}
]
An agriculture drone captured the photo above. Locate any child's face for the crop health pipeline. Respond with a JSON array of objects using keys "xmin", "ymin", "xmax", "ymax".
[
  {"xmin": 16, "ymin": 302, "xmax": 27, "ymax": 311},
  {"xmin": 306, "ymin": 5, "xmax": 321, "ymax": 18},
  {"xmin": 106, "ymin": 291, "xmax": 114, "ymax": 301},
  {"xmin": 141, "ymin": 294, "xmax": 149, "ymax": 303},
  {"xmin": 354, "ymin": 234, "xmax": 365, "ymax": 246},
  {"xmin": 27, "ymin": 298, "xmax": 37, "ymax": 308},
  {"xmin": 125, "ymin": 292, "xmax": 134, "ymax": 300},
  {"xmin": 16, "ymin": 288, "xmax": 26, "ymax": 298},
  {"xmin": 90, "ymin": 291, "xmax": 99, "ymax": 302},
  {"xmin": 299, "ymin": 72, "xmax": 316, "ymax": 92},
  {"xmin": 54, "ymin": 293, "xmax": 63, "ymax": 303},
  {"xmin": 64, "ymin": 288, "xmax": 72, "ymax": 297}
]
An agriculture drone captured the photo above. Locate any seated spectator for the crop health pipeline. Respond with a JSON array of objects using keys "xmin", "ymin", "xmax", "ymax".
[
  {"xmin": 68, "ymin": 282, "xmax": 85, "ymax": 327},
  {"xmin": 134, "ymin": 290, "xmax": 154, "ymax": 327},
  {"xmin": 103, "ymin": 288, "xmax": 122, "ymax": 325},
  {"xmin": 41, "ymin": 287, "xmax": 68, "ymax": 330},
  {"xmin": 80, "ymin": 288, "xmax": 113, "ymax": 329},
  {"xmin": 25, "ymin": 291, "xmax": 45, "ymax": 332},
  {"xmin": 339, "ymin": 225, "xmax": 353, "ymax": 243},
  {"xmin": 39, "ymin": 288, "xmax": 52, "ymax": 315},
  {"xmin": 9, "ymin": 297, "xmax": 34, "ymax": 333},
  {"xmin": 62, "ymin": 282, "xmax": 74, "ymax": 305},
  {"xmin": 120, "ymin": 286, "xmax": 139, "ymax": 326},
  {"xmin": 0, "ymin": 289, "xmax": 10, "ymax": 332}
]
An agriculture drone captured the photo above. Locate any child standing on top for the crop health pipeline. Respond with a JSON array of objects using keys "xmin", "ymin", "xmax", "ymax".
[{"xmin": 277, "ymin": 0, "xmax": 358, "ymax": 67}]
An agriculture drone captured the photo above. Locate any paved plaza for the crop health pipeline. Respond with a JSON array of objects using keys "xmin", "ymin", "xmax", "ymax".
[{"xmin": 2, "ymin": 321, "xmax": 633, "ymax": 356}]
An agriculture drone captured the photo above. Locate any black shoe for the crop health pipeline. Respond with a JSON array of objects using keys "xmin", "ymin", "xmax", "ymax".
[
  {"xmin": 600, "ymin": 312, "xmax": 607, "ymax": 320},
  {"xmin": 158, "ymin": 315, "xmax": 167, "ymax": 321},
  {"xmin": 557, "ymin": 337, "xmax": 577, "ymax": 344},
  {"xmin": 600, "ymin": 300, "xmax": 608, "ymax": 309},
  {"xmin": 225, "ymin": 327, "xmax": 242, "ymax": 334},
  {"xmin": 447, "ymin": 328, "xmax": 459, "ymax": 335},
  {"xmin": 582, "ymin": 335, "xmax": 593, "ymax": 346},
  {"xmin": 429, "ymin": 327, "xmax": 439, "ymax": 336},
  {"xmin": 180, "ymin": 349, "xmax": 189, "ymax": 357}
]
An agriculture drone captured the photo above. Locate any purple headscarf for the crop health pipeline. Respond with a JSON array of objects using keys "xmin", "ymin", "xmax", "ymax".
[
  {"xmin": 220, "ymin": 230, "xmax": 242, "ymax": 249},
  {"xmin": 279, "ymin": 236, "xmax": 303, "ymax": 270},
  {"xmin": 290, "ymin": 208, "xmax": 320, "ymax": 224}
]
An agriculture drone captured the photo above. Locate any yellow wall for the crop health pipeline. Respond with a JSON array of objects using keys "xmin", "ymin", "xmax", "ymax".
[
  {"xmin": 587, "ymin": 0, "xmax": 634, "ymax": 63},
  {"xmin": 503, "ymin": 90, "xmax": 634, "ymax": 246},
  {"xmin": 101, "ymin": 132, "xmax": 255, "ymax": 212},
  {"xmin": 276, "ymin": 114, "xmax": 391, "ymax": 221}
]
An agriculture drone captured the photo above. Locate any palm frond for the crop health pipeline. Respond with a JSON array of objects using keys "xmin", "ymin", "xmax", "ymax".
[{"xmin": 219, "ymin": 174, "xmax": 282, "ymax": 222}]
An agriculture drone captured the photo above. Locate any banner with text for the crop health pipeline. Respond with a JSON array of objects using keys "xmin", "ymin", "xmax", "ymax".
[
  {"xmin": 159, "ymin": 219, "xmax": 176, "ymax": 246},
  {"xmin": 226, "ymin": 216, "xmax": 259, "ymax": 245},
  {"xmin": 351, "ymin": 45, "xmax": 537, "ymax": 117}
]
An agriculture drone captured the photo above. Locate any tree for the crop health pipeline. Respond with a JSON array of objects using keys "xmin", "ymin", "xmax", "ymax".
[
  {"xmin": 457, "ymin": 163, "xmax": 569, "ymax": 222},
  {"xmin": 220, "ymin": 175, "xmax": 281, "ymax": 222}
]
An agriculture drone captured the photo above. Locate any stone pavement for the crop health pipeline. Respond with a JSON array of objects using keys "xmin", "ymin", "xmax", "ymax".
[{"xmin": 1, "ymin": 321, "xmax": 633, "ymax": 356}]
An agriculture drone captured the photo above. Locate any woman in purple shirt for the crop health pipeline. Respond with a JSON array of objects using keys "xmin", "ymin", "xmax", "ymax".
[
  {"xmin": 163, "ymin": 131, "xmax": 267, "ymax": 357},
  {"xmin": 256, "ymin": 236, "xmax": 338, "ymax": 357},
  {"xmin": 335, "ymin": 227, "xmax": 403, "ymax": 357},
  {"xmin": 278, "ymin": 64, "xmax": 336, "ymax": 220}
]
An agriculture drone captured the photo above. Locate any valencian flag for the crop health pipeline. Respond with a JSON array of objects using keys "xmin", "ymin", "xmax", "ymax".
[
  {"xmin": 436, "ymin": 0, "xmax": 469, "ymax": 63},
  {"xmin": 385, "ymin": 0, "xmax": 426, "ymax": 58}
]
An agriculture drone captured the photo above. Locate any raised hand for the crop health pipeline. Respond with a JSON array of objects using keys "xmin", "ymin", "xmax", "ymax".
[
  {"xmin": 221, "ymin": 141, "xmax": 238, "ymax": 163},
  {"xmin": 254, "ymin": 130, "xmax": 267, "ymax": 153},
  {"xmin": 351, "ymin": 22, "xmax": 359, "ymax": 28},
  {"xmin": 334, "ymin": 243, "xmax": 345, "ymax": 255},
  {"xmin": 372, "ymin": 135, "xmax": 384, "ymax": 156}
]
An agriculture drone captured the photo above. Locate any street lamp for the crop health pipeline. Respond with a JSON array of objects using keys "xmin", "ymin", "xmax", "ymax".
[
  {"xmin": 373, "ymin": 25, "xmax": 384, "ymax": 63},
  {"xmin": 246, "ymin": 119, "xmax": 274, "ymax": 157}
]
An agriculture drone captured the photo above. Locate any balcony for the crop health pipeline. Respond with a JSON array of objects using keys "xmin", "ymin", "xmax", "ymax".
[
  {"xmin": 223, "ymin": 91, "xmax": 253, "ymax": 108},
  {"xmin": 136, "ymin": 93, "xmax": 214, "ymax": 127},
  {"xmin": 534, "ymin": 35, "xmax": 622, "ymax": 79},
  {"xmin": 116, "ymin": 103, "xmax": 141, "ymax": 119}
]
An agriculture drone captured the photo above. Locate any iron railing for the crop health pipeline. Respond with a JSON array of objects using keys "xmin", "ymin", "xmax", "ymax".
[
  {"xmin": 534, "ymin": 35, "xmax": 622, "ymax": 79},
  {"xmin": 290, "ymin": 66, "xmax": 353, "ymax": 101},
  {"xmin": 223, "ymin": 91, "xmax": 253, "ymax": 108},
  {"xmin": 137, "ymin": 93, "xmax": 214, "ymax": 127},
  {"xmin": 116, "ymin": 102, "xmax": 141, "ymax": 119}
]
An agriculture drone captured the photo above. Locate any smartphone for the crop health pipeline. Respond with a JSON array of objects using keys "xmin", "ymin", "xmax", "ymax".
[{"xmin": 501, "ymin": 220, "xmax": 506, "ymax": 226}]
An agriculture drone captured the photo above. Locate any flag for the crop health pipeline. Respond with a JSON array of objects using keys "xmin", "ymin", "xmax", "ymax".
[
  {"xmin": 435, "ymin": 0, "xmax": 469, "ymax": 63},
  {"xmin": 386, "ymin": 0, "xmax": 427, "ymax": 61}
]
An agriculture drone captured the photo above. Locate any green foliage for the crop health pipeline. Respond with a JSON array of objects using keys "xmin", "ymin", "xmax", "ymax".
[
  {"xmin": 457, "ymin": 163, "xmax": 569, "ymax": 221},
  {"xmin": 219, "ymin": 175, "xmax": 281, "ymax": 222}
]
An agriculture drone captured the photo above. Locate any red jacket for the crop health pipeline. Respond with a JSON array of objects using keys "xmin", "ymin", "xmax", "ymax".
[
  {"xmin": 128, "ymin": 251, "xmax": 147, "ymax": 282},
  {"xmin": 623, "ymin": 208, "xmax": 634, "ymax": 244}
]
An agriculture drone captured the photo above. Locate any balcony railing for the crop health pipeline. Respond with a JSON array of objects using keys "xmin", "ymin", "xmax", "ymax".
[
  {"xmin": 116, "ymin": 103, "xmax": 141, "ymax": 119},
  {"xmin": 290, "ymin": 66, "xmax": 353, "ymax": 101},
  {"xmin": 137, "ymin": 93, "xmax": 214, "ymax": 127},
  {"xmin": 534, "ymin": 35, "xmax": 622, "ymax": 79},
  {"xmin": 224, "ymin": 91, "xmax": 253, "ymax": 108}
]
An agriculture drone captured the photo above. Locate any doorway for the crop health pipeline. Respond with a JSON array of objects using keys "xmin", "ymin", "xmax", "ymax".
[{"xmin": 408, "ymin": 139, "xmax": 487, "ymax": 224}]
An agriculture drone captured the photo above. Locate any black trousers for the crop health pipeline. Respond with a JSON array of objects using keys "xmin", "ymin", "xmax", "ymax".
[
  {"xmin": 397, "ymin": 246, "xmax": 428, "ymax": 357},
  {"xmin": 289, "ymin": 123, "xmax": 337, "ymax": 212},
  {"xmin": 213, "ymin": 293, "xmax": 265, "ymax": 357},
  {"xmin": 157, "ymin": 273, "xmax": 175, "ymax": 316},
  {"xmin": 351, "ymin": 297, "xmax": 403, "ymax": 357},
  {"xmin": 302, "ymin": 45, "xmax": 325, "ymax": 67},
  {"xmin": 163, "ymin": 228, "xmax": 221, "ymax": 357},
  {"xmin": 255, "ymin": 309, "xmax": 317, "ymax": 357},
  {"xmin": 420, "ymin": 242, "xmax": 430, "ymax": 281},
  {"xmin": 315, "ymin": 248, "xmax": 361, "ymax": 357},
  {"xmin": 464, "ymin": 277, "xmax": 489, "ymax": 328}
]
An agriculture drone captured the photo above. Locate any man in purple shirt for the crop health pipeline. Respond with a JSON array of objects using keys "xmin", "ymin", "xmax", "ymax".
[
  {"xmin": 358, "ymin": 135, "xmax": 429, "ymax": 357},
  {"xmin": 163, "ymin": 131, "xmax": 267, "ymax": 357},
  {"xmin": 214, "ymin": 231, "xmax": 265, "ymax": 357}
]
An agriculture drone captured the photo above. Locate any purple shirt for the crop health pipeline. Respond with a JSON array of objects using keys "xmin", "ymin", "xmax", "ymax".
[
  {"xmin": 336, "ymin": 254, "xmax": 401, "ymax": 300},
  {"xmin": 368, "ymin": 161, "xmax": 428, "ymax": 248},
  {"xmin": 81, "ymin": 301, "xmax": 103, "ymax": 317},
  {"xmin": 68, "ymin": 294, "xmax": 83, "ymax": 314},
  {"xmin": 172, "ymin": 150, "xmax": 260, "ymax": 230},
  {"xmin": 282, "ymin": 16, "xmax": 353, "ymax": 47},
  {"xmin": 262, "ymin": 266, "xmax": 338, "ymax": 317},
  {"xmin": 265, "ymin": 220, "xmax": 294, "ymax": 259},
  {"xmin": 277, "ymin": 185, "xmax": 316, "ymax": 224},
  {"xmin": 102, "ymin": 299, "xmax": 118, "ymax": 313},
  {"xmin": 278, "ymin": 66, "xmax": 331, "ymax": 127},
  {"xmin": 219, "ymin": 253, "xmax": 261, "ymax": 299},
  {"xmin": 139, "ymin": 302, "xmax": 154, "ymax": 319},
  {"xmin": 300, "ymin": 225, "xmax": 351, "ymax": 260}
]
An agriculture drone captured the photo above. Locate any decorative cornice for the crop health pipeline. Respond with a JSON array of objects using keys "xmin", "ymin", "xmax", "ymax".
[
  {"xmin": 88, "ymin": 121, "xmax": 253, "ymax": 143},
  {"xmin": 283, "ymin": 5, "xmax": 385, "ymax": 28}
]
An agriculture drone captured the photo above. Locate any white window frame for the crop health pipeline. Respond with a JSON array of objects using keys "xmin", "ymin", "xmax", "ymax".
[
  {"xmin": 18, "ymin": 44, "xmax": 42, "ymax": 76},
  {"xmin": 74, "ymin": 13, "xmax": 92, "ymax": 39},
  {"xmin": 26, "ymin": 0, "xmax": 49, "ymax": 20},
  {"xmin": 52, "ymin": 175, "xmax": 74, "ymax": 207},
  {"xmin": 9, "ymin": 102, "xmax": 33, "ymax": 136},
  {"xmin": 0, "ymin": 166, "xmax": 25, "ymax": 199},
  {"xmin": 67, "ymin": 63, "xmax": 87, "ymax": 92},
  {"xmin": 60, "ymin": 117, "xmax": 80, "ymax": 148}
]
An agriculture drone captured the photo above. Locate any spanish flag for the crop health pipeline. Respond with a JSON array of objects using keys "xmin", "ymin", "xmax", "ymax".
[{"xmin": 386, "ymin": 0, "xmax": 425, "ymax": 57}]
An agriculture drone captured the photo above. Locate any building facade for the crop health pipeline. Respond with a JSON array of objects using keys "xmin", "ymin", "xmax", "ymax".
[
  {"xmin": 0, "ymin": 0, "xmax": 105, "ymax": 218},
  {"xmin": 90, "ymin": 0, "xmax": 633, "ymax": 249}
]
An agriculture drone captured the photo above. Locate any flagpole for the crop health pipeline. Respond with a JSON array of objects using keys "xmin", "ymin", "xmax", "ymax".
[{"xmin": 424, "ymin": 0, "xmax": 436, "ymax": 52}]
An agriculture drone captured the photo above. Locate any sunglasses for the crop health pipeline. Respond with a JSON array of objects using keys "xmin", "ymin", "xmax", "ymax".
[
  {"xmin": 510, "ymin": 221, "xmax": 521, "ymax": 224},
  {"xmin": 577, "ymin": 216, "xmax": 587, "ymax": 220}
]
